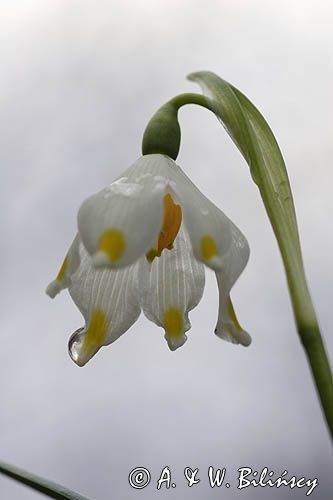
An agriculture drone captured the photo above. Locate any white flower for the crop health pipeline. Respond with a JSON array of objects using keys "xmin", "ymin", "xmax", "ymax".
[{"xmin": 46, "ymin": 154, "xmax": 251, "ymax": 366}]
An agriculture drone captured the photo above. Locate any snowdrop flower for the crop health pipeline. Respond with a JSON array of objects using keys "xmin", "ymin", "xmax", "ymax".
[{"xmin": 47, "ymin": 154, "xmax": 251, "ymax": 366}]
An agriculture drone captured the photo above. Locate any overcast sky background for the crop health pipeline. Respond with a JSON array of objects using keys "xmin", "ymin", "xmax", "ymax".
[{"xmin": 1, "ymin": 1, "xmax": 333, "ymax": 499}]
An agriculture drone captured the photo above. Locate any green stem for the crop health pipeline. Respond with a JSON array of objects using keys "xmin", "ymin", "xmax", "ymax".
[
  {"xmin": 142, "ymin": 93, "xmax": 213, "ymax": 159},
  {"xmin": 168, "ymin": 92, "xmax": 214, "ymax": 110},
  {"xmin": 278, "ymin": 231, "xmax": 333, "ymax": 437},
  {"xmin": 0, "ymin": 461, "xmax": 90, "ymax": 500}
]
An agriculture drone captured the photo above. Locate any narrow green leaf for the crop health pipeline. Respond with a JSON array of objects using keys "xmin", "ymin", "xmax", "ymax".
[
  {"xmin": 0, "ymin": 461, "xmax": 90, "ymax": 500},
  {"xmin": 188, "ymin": 71, "xmax": 301, "ymax": 274},
  {"xmin": 188, "ymin": 71, "xmax": 333, "ymax": 438}
]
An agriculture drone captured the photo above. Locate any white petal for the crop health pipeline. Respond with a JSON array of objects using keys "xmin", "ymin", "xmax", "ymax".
[
  {"xmin": 163, "ymin": 166, "xmax": 235, "ymax": 271},
  {"xmin": 215, "ymin": 224, "xmax": 251, "ymax": 346},
  {"xmin": 68, "ymin": 241, "xmax": 140, "ymax": 366},
  {"xmin": 157, "ymin": 157, "xmax": 251, "ymax": 345},
  {"xmin": 77, "ymin": 155, "xmax": 178, "ymax": 268},
  {"xmin": 122, "ymin": 153, "xmax": 178, "ymax": 183},
  {"xmin": 46, "ymin": 234, "xmax": 80, "ymax": 298},
  {"xmin": 138, "ymin": 226, "xmax": 205, "ymax": 351}
]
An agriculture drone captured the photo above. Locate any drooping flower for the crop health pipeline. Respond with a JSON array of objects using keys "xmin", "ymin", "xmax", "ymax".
[{"xmin": 46, "ymin": 154, "xmax": 251, "ymax": 366}]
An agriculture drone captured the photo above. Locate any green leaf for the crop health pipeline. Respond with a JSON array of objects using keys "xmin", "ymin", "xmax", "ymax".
[
  {"xmin": 187, "ymin": 71, "xmax": 333, "ymax": 439},
  {"xmin": 0, "ymin": 461, "xmax": 90, "ymax": 500},
  {"xmin": 188, "ymin": 72, "xmax": 302, "ymax": 286}
]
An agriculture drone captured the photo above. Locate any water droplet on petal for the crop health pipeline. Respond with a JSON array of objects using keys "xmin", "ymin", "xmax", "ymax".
[
  {"xmin": 200, "ymin": 208, "xmax": 209, "ymax": 216},
  {"xmin": 153, "ymin": 181, "xmax": 168, "ymax": 193},
  {"xmin": 135, "ymin": 172, "xmax": 152, "ymax": 182},
  {"xmin": 68, "ymin": 327, "xmax": 85, "ymax": 366},
  {"xmin": 103, "ymin": 179, "xmax": 144, "ymax": 198}
]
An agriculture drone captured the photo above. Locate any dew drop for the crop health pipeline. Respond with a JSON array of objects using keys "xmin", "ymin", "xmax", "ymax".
[
  {"xmin": 103, "ymin": 178, "xmax": 144, "ymax": 198},
  {"xmin": 68, "ymin": 327, "xmax": 85, "ymax": 365}
]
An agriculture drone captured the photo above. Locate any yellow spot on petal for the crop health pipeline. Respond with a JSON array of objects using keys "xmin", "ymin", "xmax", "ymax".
[
  {"xmin": 201, "ymin": 235, "xmax": 218, "ymax": 260},
  {"xmin": 82, "ymin": 308, "xmax": 108, "ymax": 355},
  {"xmin": 146, "ymin": 248, "xmax": 158, "ymax": 264},
  {"xmin": 146, "ymin": 193, "xmax": 182, "ymax": 263},
  {"xmin": 56, "ymin": 255, "xmax": 68, "ymax": 281},
  {"xmin": 163, "ymin": 307, "xmax": 183, "ymax": 338},
  {"xmin": 98, "ymin": 228, "xmax": 125, "ymax": 262},
  {"xmin": 227, "ymin": 298, "xmax": 242, "ymax": 332}
]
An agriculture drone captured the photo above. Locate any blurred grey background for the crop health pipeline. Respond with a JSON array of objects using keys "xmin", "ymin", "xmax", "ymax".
[{"xmin": 1, "ymin": 1, "xmax": 332, "ymax": 499}]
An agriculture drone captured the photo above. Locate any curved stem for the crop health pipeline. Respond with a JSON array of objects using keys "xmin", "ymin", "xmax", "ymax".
[
  {"xmin": 142, "ymin": 93, "xmax": 213, "ymax": 159},
  {"xmin": 168, "ymin": 92, "xmax": 215, "ymax": 111}
]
